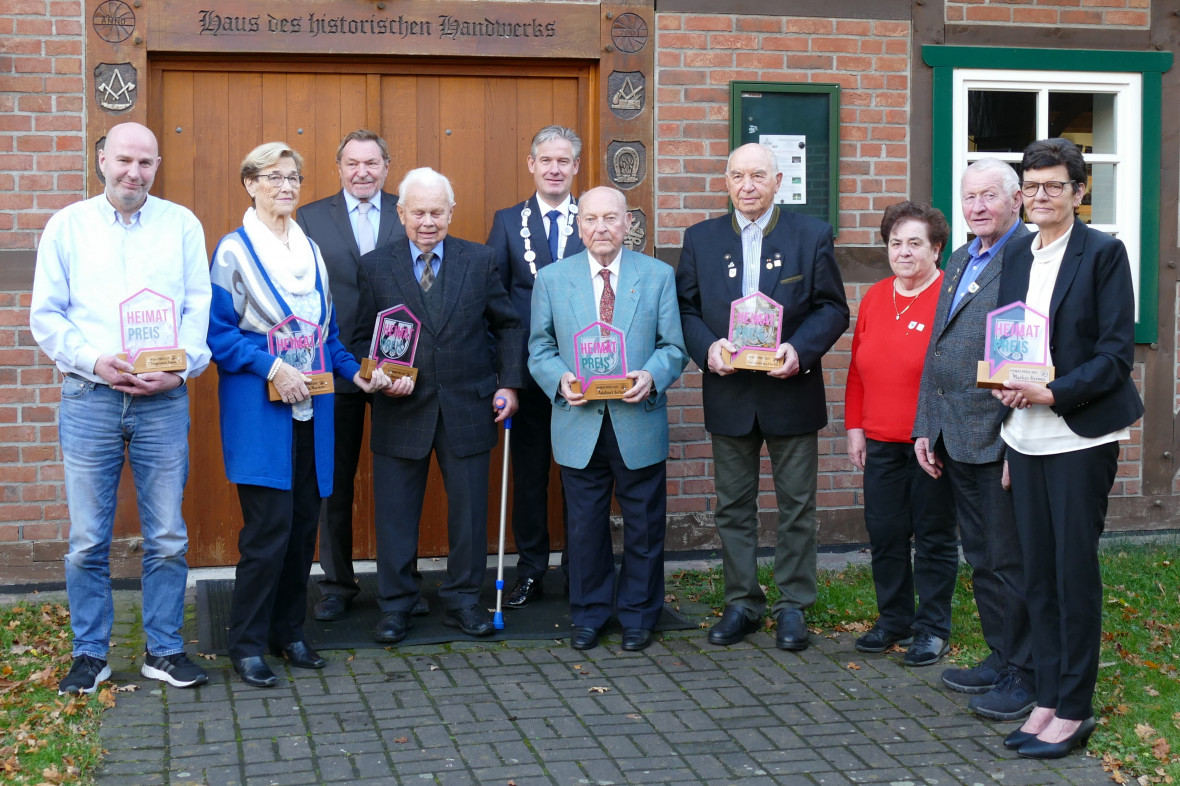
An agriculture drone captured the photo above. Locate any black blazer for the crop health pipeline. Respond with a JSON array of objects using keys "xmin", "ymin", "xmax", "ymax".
[
  {"xmin": 354, "ymin": 236, "xmax": 526, "ymax": 460},
  {"xmin": 997, "ymin": 218, "xmax": 1143, "ymax": 438},
  {"xmin": 676, "ymin": 207, "xmax": 849, "ymax": 437},
  {"xmin": 296, "ymin": 190, "xmax": 406, "ymax": 392}
]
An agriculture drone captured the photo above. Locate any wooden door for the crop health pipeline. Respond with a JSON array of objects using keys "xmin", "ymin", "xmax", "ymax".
[{"xmin": 146, "ymin": 55, "xmax": 594, "ymax": 566}]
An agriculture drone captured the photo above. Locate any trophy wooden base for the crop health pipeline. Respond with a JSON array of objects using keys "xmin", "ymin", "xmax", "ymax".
[
  {"xmin": 723, "ymin": 347, "xmax": 783, "ymax": 371},
  {"xmin": 360, "ymin": 358, "xmax": 419, "ymax": 383},
  {"xmin": 268, "ymin": 372, "xmax": 335, "ymax": 401},
  {"xmin": 117, "ymin": 349, "xmax": 187, "ymax": 374},
  {"xmin": 571, "ymin": 377, "xmax": 635, "ymax": 400},
  {"xmin": 976, "ymin": 361, "xmax": 1055, "ymax": 389}
]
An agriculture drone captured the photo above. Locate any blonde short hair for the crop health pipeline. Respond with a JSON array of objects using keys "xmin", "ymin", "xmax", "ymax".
[{"xmin": 240, "ymin": 142, "xmax": 303, "ymax": 185}]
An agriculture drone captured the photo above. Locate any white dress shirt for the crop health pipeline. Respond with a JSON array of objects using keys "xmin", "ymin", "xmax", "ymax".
[
  {"xmin": 734, "ymin": 205, "xmax": 774, "ymax": 298},
  {"xmin": 30, "ymin": 194, "xmax": 212, "ymax": 383},
  {"xmin": 588, "ymin": 251, "xmax": 622, "ymax": 319},
  {"xmin": 537, "ymin": 193, "xmax": 576, "ymax": 260}
]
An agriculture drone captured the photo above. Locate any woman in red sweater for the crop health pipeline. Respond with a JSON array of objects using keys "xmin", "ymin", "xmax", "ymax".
[{"xmin": 845, "ymin": 201, "xmax": 959, "ymax": 667}]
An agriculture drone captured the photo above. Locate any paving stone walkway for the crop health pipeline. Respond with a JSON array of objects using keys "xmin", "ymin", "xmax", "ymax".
[{"xmin": 87, "ymin": 588, "xmax": 1114, "ymax": 786}]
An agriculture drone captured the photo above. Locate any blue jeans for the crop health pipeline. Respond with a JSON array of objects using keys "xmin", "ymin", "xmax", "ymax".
[{"xmin": 59, "ymin": 375, "xmax": 191, "ymax": 659}]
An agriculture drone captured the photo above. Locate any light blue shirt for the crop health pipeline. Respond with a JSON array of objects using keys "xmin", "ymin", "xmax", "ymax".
[
  {"xmin": 410, "ymin": 239, "xmax": 444, "ymax": 283},
  {"xmin": 343, "ymin": 190, "xmax": 382, "ymax": 249},
  {"xmin": 950, "ymin": 220, "xmax": 1022, "ymax": 317},
  {"xmin": 30, "ymin": 194, "xmax": 212, "ymax": 383},
  {"xmin": 734, "ymin": 206, "xmax": 774, "ymax": 298}
]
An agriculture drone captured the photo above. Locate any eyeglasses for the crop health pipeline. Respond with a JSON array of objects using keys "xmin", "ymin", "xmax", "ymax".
[
  {"xmin": 1020, "ymin": 180, "xmax": 1070, "ymax": 198},
  {"xmin": 256, "ymin": 173, "xmax": 304, "ymax": 187}
]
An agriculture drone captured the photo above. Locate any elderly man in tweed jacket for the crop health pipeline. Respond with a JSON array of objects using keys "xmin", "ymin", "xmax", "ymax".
[{"xmin": 913, "ymin": 158, "xmax": 1035, "ymax": 721}]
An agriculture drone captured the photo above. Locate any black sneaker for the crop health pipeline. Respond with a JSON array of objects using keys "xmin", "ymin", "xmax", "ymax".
[
  {"xmin": 968, "ymin": 665, "xmax": 1036, "ymax": 720},
  {"xmin": 904, "ymin": 631, "xmax": 950, "ymax": 666},
  {"xmin": 141, "ymin": 652, "xmax": 209, "ymax": 688},
  {"xmin": 942, "ymin": 653, "xmax": 1002, "ymax": 694},
  {"xmin": 58, "ymin": 654, "xmax": 111, "ymax": 695},
  {"xmin": 854, "ymin": 624, "xmax": 914, "ymax": 653}
]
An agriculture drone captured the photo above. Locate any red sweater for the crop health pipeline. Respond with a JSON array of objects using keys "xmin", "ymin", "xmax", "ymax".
[{"xmin": 845, "ymin": 272, "xmax": 942, "ymax": 443}]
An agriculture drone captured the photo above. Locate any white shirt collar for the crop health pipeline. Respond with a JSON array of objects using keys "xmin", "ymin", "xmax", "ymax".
[{"xmin": 343, "ymin": 189, "xmax": 382, "ymax": 214}]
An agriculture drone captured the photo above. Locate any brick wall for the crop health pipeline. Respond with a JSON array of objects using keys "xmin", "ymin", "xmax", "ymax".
[{"xmin": 945, "ymin": 0, "xmax": 1150, "ymax": 27}]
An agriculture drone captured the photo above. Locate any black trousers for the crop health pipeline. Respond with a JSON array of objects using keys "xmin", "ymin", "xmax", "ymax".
[
  {"xmin": 510, "ymin": 380, "xmax": 568, "ymax": 581},
  {"xmin": 941, "ymin": 447, "xmax": 1035, "ymax": 677},
  {"xmin": 863, "ymin": 439, "xmax": 958, "ymax": 639},
  {"xmin": 560, "ymin": 413, "xmax": 667, "ymax": 631},
  {"xmin": 317, "ymin": 389, "xmax": 369, "ymax": 600},
  {"xmin": 1008, "ymin": 442, "xmax": 1118, "ymax": 720},
  {"xmin": 228, "ymin": 419, "xmax": 320, "ymax": 660}
]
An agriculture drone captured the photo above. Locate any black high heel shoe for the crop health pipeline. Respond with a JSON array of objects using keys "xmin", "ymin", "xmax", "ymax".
[
  {"xmin": 1018, "ymin": 716, "xmax": 1096, "ymax": 759},
  {"xmin": 1003, "ymin": 728, "xmax": 1036, "ymax": 749}
]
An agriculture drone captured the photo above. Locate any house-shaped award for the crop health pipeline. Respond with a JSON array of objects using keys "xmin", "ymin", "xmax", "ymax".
[
  {"xmin": 361, "ymin": 304, "xmax": 420, "ymax": 383},
  {"xmin": 118, "ymin": 288, "xmax": 186, "ymax": 373},
  {"xmin": 569, "ymin": 321, "xmax": 634, "ymax": 400},
  {"xmin": 266, "ymin": 315, "xmax": 334, "ymax": 401},
  {"xmin": 723, "ymin": 292, "xmax": 784, "ymax": 371},
  {"xmin": 976, "ymin": 301, "xmax": 1055, "ymax": 389}
]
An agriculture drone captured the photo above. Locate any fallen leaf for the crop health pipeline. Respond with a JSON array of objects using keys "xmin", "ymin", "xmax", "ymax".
[
  {"xmin": 588, "ymin": 686, "xmax": 610, "ymax": 694},
  {"xmin": 626, "ymin": 714, "xmax": 641, "ymax": 720},
  {"xmin": 393, "ymin": 736, "xmax": 409, "ymax": 744},
  {"xmin": 1145, "ymin": 686, "xmax": 1160, "ymax": 697},
  {"xmin": 429, "ymin": 665, "xmax": 439, "ymax": 671},
  {"xmin": 1135, "ymin": 723, "xmax": 1157, "ymax": 741},
  {"xmin": 845, "ymin": 662, "xmax": 861, "ymax": 671},
  {"xmin": 1151, "ymin": 737, "xmax": 1170, "ymax": 760}
]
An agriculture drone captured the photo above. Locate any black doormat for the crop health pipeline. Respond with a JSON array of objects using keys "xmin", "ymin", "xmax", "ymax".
[{"xmin": 197, "ymin": 568, "xmax": 699, "ymax": 654}]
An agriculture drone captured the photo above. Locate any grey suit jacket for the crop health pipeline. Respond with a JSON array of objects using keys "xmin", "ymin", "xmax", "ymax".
[{"xmin": 912, "ymin": 223, "xmax": 1030, "ymax": 464}]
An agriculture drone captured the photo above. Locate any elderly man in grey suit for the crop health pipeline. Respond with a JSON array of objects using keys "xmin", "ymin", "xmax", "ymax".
[{"xmin": 913, "ymin": 158, "xmax": 1035, "ymax": 721}]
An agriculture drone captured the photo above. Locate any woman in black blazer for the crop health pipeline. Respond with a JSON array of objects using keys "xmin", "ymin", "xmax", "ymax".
[{"xmin": 993, "ymin": 138, "xmax": 1143, "ymax": 759}]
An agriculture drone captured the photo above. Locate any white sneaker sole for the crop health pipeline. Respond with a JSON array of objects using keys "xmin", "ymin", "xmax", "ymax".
[
  {"xmin": 58, "ymin": 664, "xmax": 112, "ymax": 695},
  {"xmin": 141, "ymin": 662, "xmax": 208, "ymax": 688}
]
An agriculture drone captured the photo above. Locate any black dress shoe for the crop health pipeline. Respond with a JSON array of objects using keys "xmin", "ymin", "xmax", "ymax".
[
  {"xmin": 232, "ymin": 656, "xmax": 278, "ymax": 688},
  {"xmin": 570, "ymin": 626, "xmax": 600, "ymax": 650},
  {"xmin": 775, "ymin": 608, "xmax": 809, "ymax": 651},
  {"xmin": 854, "ymin": 624, "xmax": 914, "ymax": 653},
  {"xmin": 374, "ymin": 611, "xmax": 410, "ymax": 644},
  {"xmin": 1003, "ymin": 728, "xmax": 1037, "ymax": 750},
  {"xmin": 621, "ymin": 628, "xmax": 654, "ymax": 651},
  {"xmin": 1018, "ymin": 717, "xmax": 1096, "ymax": 759},
  {"xmin": 707, "ymin": 606, "xmax": 761, "ymax": 646},
  {"xmin": 411, "ymin": 595, "xmax": 430, "ymax": 616},
  {"xmin": 443, "ymin": 605, "xmax": 495, "ymax": 637},
  {"xmin": 504, "ymin": 577, "xmax": 544, "ymax": 608},
  {"xmin": 270, "ymin": 640, "xmax": 326, "ymax": 669},
  {"xmin": 313, "ymin": 595, "xmax": 348, "ymax": 622}
]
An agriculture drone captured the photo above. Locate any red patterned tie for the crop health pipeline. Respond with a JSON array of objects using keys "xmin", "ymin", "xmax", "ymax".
[{"xmin": 599, "ymin": 269, "xmax": 614, "ymax": 334}]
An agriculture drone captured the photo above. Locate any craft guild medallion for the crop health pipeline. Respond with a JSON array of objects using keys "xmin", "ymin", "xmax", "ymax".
[
  {"xmin": 92, "ymin": 0, "xmax": 135, "ymax": 43},
  {"xmin": 608, "ymin": 71, "xmax": 646, "ymax": 120},
  {"xmin": 610, "ymin": 13, "xmax": 648, "ymax": 54},
  {"xmin": 623, "ymin": 208, "xmax": 646, "ymax": 251},
  {"xmin": 95, "ymin": 63, "xmax": 137, "ymax": 113},
  {"xmin": 606, "ymin": 141, "xmax": 645, "ymax": 189}
]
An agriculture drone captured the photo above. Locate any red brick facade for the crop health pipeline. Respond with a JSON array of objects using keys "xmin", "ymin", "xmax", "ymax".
[{"xmin": 945, "ymin": 0, "xmax": 1150, "ymax": 28}]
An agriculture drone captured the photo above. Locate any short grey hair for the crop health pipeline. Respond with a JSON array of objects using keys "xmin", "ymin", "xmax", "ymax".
[
  {"xmin": 963, "ymin": 157, "xmax": 1020, "ymax": 195},
  {"xmin": 531, "ymin": 125, "xmax": 582, "ymax": 159},
  {"xmin": 397, "ymin": 167, "xmax": 455, "ymax": 205},
  {"xmin": 577, "ymin": 186, "xmax": 627, "ymax": 215},
  {"xmin": 240, "ymin": 142, "xmax": 303, "ymax": 184},
  {"xmin": 726, "ymin": 142, "xmax": 778, "ymax": 177}
]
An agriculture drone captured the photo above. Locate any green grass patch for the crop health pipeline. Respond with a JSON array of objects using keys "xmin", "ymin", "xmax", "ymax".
[
  {"xmin": 0, "ymin": 601, "xmax": 105, "ymax": 785},
  {"xmin": 669, "ymin": 545, "xmax": 1179, "ymax": 782}
]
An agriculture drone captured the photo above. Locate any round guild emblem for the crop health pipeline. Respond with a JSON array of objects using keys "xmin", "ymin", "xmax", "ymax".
[
  {"xmin": 610, "ymin": 13, "xmax": 648, "ymax": 54},
  {"xmin": 93, "ymin": 0, "xmax": 135, "ymax": 43},
  {"xmin": 606, "ymin": 140, "xmax": 646, "ymax": 190}
]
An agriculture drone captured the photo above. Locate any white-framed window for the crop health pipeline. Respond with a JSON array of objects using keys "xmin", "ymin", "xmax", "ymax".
[{"xmin": 950, "ymin": 68, "xmax": 1142, "ymax": 312}]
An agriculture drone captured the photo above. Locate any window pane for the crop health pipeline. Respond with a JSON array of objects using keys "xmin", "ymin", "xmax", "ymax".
[
  {"xmin": 968, "ymin": 90, "xmax": 1036, "ymax": 152},
  {"xmin": 1049, "ymin": 92, "xmax": 1116, "ymax": 154},
  {"xmin": 1087, "ymin": 162, "xmax": 1117, "ymax": 224}
]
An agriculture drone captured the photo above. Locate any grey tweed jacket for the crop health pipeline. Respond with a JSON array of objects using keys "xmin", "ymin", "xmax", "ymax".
[{"xmin": 912, "ymin": 223, "xmax": 1030, "ymax": 464}]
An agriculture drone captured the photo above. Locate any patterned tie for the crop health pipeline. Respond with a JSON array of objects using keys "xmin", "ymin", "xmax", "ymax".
[
  {"xmin": 356, "ymin": 201, "xmax": 375, "ymax": 255},
  {"xmin": 546, "ymin": 209, "xmax": 562, "ymax": 261},
  {"xmin": 419, "ymin": 252, "xmax": 435, "ymax": 292},
  {"xmin": 598, "ymin": 268, "xmax": 614, "ymax": 334}
]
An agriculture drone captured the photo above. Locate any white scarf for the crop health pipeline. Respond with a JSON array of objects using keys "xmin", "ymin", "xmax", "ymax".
[{"xmin": 242, "ymin": 207, "xmax": 316, "ymax": 296}]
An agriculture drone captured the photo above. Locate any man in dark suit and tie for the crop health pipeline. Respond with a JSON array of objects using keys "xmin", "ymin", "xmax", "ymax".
[
  {"xmin": 913, "ymin": 158, "xmax": 1036, "ymax": 721},
  {"xmin": 529, "ymin": 186, "xmax": 688, "ymax": 652},
  {"xmin": 486, "ymin": 125, "xmax": 586, "ymax": 608},
  {"xmin": 295, "ymin": 130, "xmax": 411, "ymax": 622},
  {"xmin": 676, "ymin": 143, "xmax": 849, "ymax": 652},
  {"xmin": 355, "ymin": 167, "xmax": 525, "ymax": 643}
]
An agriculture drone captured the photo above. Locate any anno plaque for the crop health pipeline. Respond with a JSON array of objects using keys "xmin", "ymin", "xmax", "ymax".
[
  {"xmin": 267, "ymin": 314, "xmax": 334, "ymax": 401},
  {"xmin": 361, "ymin": 304, "xmax": 420, "ymax": 383},
  {"xmin": 977, "ymin": 300, "xmax": 1055, "ymax": 389},
  {"xmin": 570, "ymin": 322, "xmax": 634, "ymax": 400},
  {"xmin": 722, "ymin": 292, "xmax": 784, "ymax": 371},
  {"xmin": 117, "ymin": 288, "xmax": 186, "ymax": 373}
]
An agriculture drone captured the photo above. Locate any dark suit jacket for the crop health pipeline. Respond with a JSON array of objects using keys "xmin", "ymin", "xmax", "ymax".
[
  {"xmin": 486, "ymin": 195, "xmax": 586, "ymax": 359},
  {"xmin": 296, "ymin": 189, "xmax": 406, "ymax": 392},
  {"xmin": 997, "ymin": 218, "xmax": 1143, "ymax": 439},
  {"xmin": 676, "ymin": 207, "xmax": 849, "ymax": 437},
  {"xmin": 913, "ymin": 223, "xmax": 1030, "ymax": 463},
  {"xmin": 354, "ymin": 235, "xmax": 526, "ymax": 460}
]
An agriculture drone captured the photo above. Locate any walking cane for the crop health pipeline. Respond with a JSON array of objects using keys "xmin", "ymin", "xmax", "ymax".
[{"xmin": 493, "ymin": 396, "xmax": 512, "ymax": 630}]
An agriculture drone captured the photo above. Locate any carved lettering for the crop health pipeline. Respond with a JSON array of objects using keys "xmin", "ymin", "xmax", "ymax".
[
  {"xmin": 195, "ymin": 9, "xmax": 561, "ymax": 41},
  {"xmin": 198, "ymin": 10, "xmax": 260, "ymax": 35},
  {"xmin": 438, "ymin": 15, "xmax": 555, "ymax": 39}
]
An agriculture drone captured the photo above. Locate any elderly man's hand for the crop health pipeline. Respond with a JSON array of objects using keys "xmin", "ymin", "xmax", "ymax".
[
  {"xmin": 493, "ymin": 388, "xmax": 518, "ymax": 422},
  {"xmin": 559, "ymin": 372, "xmax": 587, "ymax": 407},
  {"xmin": 914, "ymin": 437, "xmax": 943, "ymax": 479},
  {"xmin": 621, "ymin": 370, "xmax": 654, "ymax": 403},
  {"xmin": 767, "ymin": 342, "xmax": 801, "ymax": 378},
  {"xmin": 706, "ymin": 338, "xmax": 737, "ymax": 376}
]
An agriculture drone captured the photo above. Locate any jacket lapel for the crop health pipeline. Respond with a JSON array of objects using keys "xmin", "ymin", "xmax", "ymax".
[
  {"xmin": 934, "ymin": 246, "xmax": 969, "ymax": 338},
  {"xmin": 527, "ymin": 195, "xmax": 554, "ymax": 268},
  {"xmin": 328, "ymin": 192, "xmax": 362, "ymax": 260},
  {"xmin": 611, "ymin": 252, "xmax": 641, "ymax": 333},
  {"xmin": 1048, "ymin": 219, "xmax": 1087, "ymax": 326},
  {"xmin": 387, "ymin": 242, "xmax": 427, "ymax": 322},
  {"xmin": 434, "ymin": 242, "xmax": 466, "ymax": 331},
  {"xmin": 375, "ymin": 191, "xmax": 400, "ymax": 249}
]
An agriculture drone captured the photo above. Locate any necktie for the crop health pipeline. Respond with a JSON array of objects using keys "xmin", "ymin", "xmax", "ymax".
[
  {"xmin": 419, "ymin": 252, "xmax": 435, "ymax": 292},
  {"xmin": 356, "ymin": 201, "xmax": 375, "ymax": 255},
  {"xmin": 546, "ymin": 209, "xmax": 561, "ymax": 261},
  {"xmin": 598, "ymin": 268, "xmax": 614, "ymax": 334}
]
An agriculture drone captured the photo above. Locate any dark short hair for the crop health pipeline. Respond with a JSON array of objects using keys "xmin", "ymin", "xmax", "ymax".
[
  {"xmin": 336, "ymin": 129, "xmax": 390, "ymax": 163},
  {"xmin": 879, "ymin": 201, "xmax": 950, "ymax": 252},
  {"xmin": 1021, "ymin": 138, "xmax": 1086, "ymax": 186}
]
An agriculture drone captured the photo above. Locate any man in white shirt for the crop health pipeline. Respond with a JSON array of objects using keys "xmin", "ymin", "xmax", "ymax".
[{"xmin": 30, "ymin": 122, "xmax": 212, "ymax": 695}]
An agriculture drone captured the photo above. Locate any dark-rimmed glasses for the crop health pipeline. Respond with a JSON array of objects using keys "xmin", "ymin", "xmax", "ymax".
[
  {"xmin": 256, "ymin": 173, "xmax": 304, "ymax": 187},
  {"xmin": 1020, "ymin": 180, "xmax": 1070, "ymax": 198}
]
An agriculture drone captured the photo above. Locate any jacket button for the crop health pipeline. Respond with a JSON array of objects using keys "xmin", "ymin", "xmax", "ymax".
[
  {"xmin": 936, "ymin": 388, "xmax": 944, "ymax": 395},
  {"xmin": 934, "ymin": 351, "xmax": 940, "ymax": 356}
]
